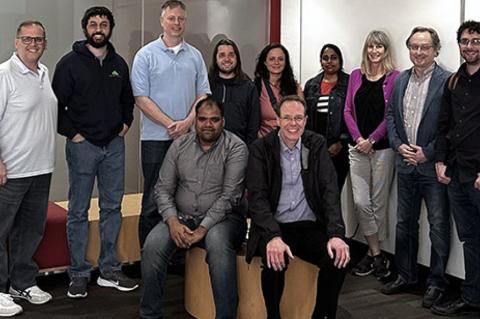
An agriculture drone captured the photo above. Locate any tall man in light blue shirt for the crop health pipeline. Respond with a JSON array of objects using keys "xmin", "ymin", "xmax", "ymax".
[{"xmin": 131, "ymin": 0, "xmax": 210, "ymax": 247}]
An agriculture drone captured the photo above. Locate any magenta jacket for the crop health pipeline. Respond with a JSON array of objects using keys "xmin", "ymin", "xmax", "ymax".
[{"xmin": 344, "ymin": 68, "xmax": 400, "ymax": 143}]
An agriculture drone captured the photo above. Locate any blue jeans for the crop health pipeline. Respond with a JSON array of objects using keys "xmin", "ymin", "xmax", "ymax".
[
  {"xmin": 448, "ymin": 169, "xmax": 480, "ymax": 306},
  {"xmin": 138, "ymin": 140, "xmax": 173, "ymax": 248},
  {"xmin": 394, "ymin": 172, "xmax": 450, "ymax": 289},
  {"xmin": 0, "ymin": 174, "xmax": 51, "ymax": 292},
  {"xmin": 140, "ymin": 213, "xmax": 247, "ymax": 319},
  {"xmin": 66, "ymin": 137, "xmax": 125, "ymax": 278}
]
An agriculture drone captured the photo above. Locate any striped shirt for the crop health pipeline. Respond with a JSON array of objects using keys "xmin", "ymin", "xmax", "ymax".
[{"xmin": 403, "ymin": 63, "xmax": 435, "ymax": 144}]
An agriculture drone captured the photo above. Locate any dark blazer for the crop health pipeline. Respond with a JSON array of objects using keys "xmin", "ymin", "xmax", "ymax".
[
  {"xmin": 386, "ymin": 63, "xmax": 451, "ymax": 177},
  {"xmin": 245, "ymin": 129, "xmax": 345, "ymax": 263}
]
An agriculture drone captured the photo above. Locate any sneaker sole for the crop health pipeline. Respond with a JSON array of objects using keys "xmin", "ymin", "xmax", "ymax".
[
  {"xmin": 96, "ymin": 277, "xmax": 139, "ymax": 292},
  {"xmin": 67, "ymin": 291, "xmax": 88, "ymax": 299},
  {"xmin": 351, "ymin": 268, "xmax": 375, "ymax": 277},
  {"xmin": 9, "ymin": 293, "xmax": 51, "ymax": 305}
]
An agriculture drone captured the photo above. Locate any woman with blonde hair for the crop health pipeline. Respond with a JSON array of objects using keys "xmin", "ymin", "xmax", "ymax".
[{"xmin": 344, "ymin": 30, "xmax": 399, "ymax": 279}]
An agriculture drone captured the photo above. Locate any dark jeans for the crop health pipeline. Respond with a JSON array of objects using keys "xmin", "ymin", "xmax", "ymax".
[
  {"xmin": 331, "ymin": 142, "xmax": 349, "ymax": 192},
  {"xmin": 395, "ymin": 172, "xmax": 450, "ymax": 289},
  {"xmin": 0, "ymin": 173, "xmax": 51, "ymax": 292},
  {"xmin": 140, "ymin": 213, "xmax": 247, "ymax": 319},
  {"xmin": 66, "ymin": 137, "xmax": 124, "ymax": 278},
  {"xmin": 138, "ymin": 140, "xmax": 173, "ymax": 248},
  {"xmin": 259, "ymin": 221, "xmax": 346, "ymax": 319},
  {"xmin": 448, "ymin": 169, "xmax": 480, "ymax": 306}
]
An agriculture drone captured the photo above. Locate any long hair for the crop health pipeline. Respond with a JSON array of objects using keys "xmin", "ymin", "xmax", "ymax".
[
  {"xmin": 208, "ymin": 38, "xmax": 250, "ymax": 82},
  {"xmin": 360, "ymin": 30, "xmax": 395, "ymax": 75},
  {"xmin": 254, "ymin": 43, "xmax": 297, "ymax": 96}
]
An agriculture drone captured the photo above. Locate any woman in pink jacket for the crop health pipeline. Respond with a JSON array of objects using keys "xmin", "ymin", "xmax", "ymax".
[{"xmin": 344, "ymin": 30, "xmax": 399, "ymax": 280}]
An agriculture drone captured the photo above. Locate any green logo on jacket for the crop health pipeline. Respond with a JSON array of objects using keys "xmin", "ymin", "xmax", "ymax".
[{"xmin": 109, "ymin": 70, "xmax": 121, "ymax": 78}]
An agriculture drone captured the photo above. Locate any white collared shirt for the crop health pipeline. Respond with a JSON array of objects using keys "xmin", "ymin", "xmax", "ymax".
[{"xmin": 0, "ymin": 53, "xmax": 57, "ymax": 178}]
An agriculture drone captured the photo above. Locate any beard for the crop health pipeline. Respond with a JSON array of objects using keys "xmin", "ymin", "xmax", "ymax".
[{"xmin": 85, "ymin": 31, "xmax": 111, "ymax": 48}]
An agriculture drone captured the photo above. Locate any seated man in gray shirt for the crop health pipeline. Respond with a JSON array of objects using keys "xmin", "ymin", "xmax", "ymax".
[{"xmin": 140, "ymin": 96, "xmax": 248, "ymax": 319}]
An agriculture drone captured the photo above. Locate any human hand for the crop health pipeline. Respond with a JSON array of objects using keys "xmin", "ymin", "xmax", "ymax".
[
  {"xmin": 328, "ymin": 142, "xmax": 343, "ymax": 157},
  {"xmin": 166, "ymin": 217, "xmax": 194, "ymax": 248},
  {"xmin": 0, "ymin": 160, "xmax": 7, "ymax": 186},
  {"xmin": 474, "ymin": 174, "xmax": 480, "ymax": 190},
  {"xmin": 327, "ymin": 237, "xmax": 350, "ymax": 268},
  {"xmin": 266, "ymin": 237, "xmax": 294, "ymax": 271},
  {"xmin": 435, "ymin": 162, "xmax": 451, "ymax": 185},
  {"xmin": 72, "ymin": 133, "xmax": 86, "ymax": 143},
  {"xmin": 118, "ymin": 124, "xmax": 129, "ymax": 137},
  {"xmin": 167, "ymin": 118, "xmax": 192, "ymax": 139},
  {"xmin": 355, "ymin": 137, "xmax": 373, "ymax": 154},
  {"xmin": 186, "ymin": 226, "xmax": 207, "ymax": 246}
]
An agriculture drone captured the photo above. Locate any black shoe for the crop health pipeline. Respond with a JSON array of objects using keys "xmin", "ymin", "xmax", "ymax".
[
  {"xmin": 97, "ymin": 270, "xmax": 139, "ymax": 292},
  {"xmin": 422, "ymin": 286, "xmax": 444, "ymax": 309},
  {"xmin": 381, "ymin": 276, "xmax": 413, "ymax": 295},
  {"xmin": 372, "ymin": 253, "xmax": 390, "ymax": 280},
  {"xmin": 431, "ymin": 297, "xmax": 480, "ymax": 316},
  {"xmin": 67, "ymin": 277, "xmax": 88, "ymax": 299},
  {"xmin": 351, "ymin": 255, "xmax": 374, "ymax": 277}
]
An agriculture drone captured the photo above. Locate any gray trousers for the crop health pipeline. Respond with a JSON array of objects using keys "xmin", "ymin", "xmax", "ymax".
[
  {"xmin": 0, "ymin": 173, "xmax": 51, "ymax": 292},
  {"xmin": 348, "ymin": 147, "xmax": 395, "ymax": 240}
]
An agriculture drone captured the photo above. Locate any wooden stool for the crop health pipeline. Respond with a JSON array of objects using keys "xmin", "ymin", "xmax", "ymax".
[{"xmin": 184, "ymin": 247, "xmax": 318, "ymax": 319}]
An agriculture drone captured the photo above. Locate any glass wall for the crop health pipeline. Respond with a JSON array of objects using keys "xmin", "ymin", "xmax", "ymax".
[{"xmin": 0, "ymin": 0, "xmax": 268, "ymax": 201}]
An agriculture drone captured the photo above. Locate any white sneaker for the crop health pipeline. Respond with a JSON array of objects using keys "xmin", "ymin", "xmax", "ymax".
[
  {"xmin": 9, "ymin": 286, "xmax": 52, "ymax": 305},
  {"xmin": 0, "ymin": 293, "xmax": 22, "ymax": 317}
]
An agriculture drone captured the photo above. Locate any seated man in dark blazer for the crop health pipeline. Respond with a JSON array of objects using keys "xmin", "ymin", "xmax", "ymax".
[{"xmin": 246, "ymin": 95, "xmax": 350, "ymax": 319}]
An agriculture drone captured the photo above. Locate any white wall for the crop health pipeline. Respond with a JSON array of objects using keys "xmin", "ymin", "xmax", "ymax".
[{"xmin": 282, "ymin": 0, "xmax": 467, "ymax": 278}]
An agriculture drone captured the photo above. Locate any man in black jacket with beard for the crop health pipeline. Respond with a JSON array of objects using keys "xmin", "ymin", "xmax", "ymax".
[
  {"xmin": 52, "ymin": 6, "xmax": 137, "ymax": 299},
  {"xmin": 246, "ymin": 95, "xmax": 350, "ymax": 319},
  {"xmin": 209, "ymin": 39, "xmax": 260, "ymax": 144}
]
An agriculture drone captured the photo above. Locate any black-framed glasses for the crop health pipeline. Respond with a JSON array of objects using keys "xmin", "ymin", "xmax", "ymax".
[
  {"xmin": 17, "ymin": 36, "xmax": 46, "ymax": 45},
  {"xmin": 459, "ymin": 38, "xmax": 480, "ymax": 46}
]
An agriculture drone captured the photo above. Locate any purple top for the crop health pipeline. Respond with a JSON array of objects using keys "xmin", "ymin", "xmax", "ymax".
[{"xmin": 344, "ymin": 68, "xmax": 400, "ymax": 143}]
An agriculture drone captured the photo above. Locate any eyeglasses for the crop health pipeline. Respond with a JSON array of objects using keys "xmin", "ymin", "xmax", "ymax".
[
  {"xmin": 165, "ymin": 16, "xmax": 186, "ymax": 23},
  {"xmin": 459, "ymin": 38, "xmax": 480, "ymax": 46},
  {"xmin": 280, "ymin": 115, "xmax": 305, "ymax": 123},
  {"xmin": 17, "ymin": 36, "xmax": 46, "ymax": 45},
  {"xmin": 408, "ymin": 44, "xmax": 433, "ymax": 52}
]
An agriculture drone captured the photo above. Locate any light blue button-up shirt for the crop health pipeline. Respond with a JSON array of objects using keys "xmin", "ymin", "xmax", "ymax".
[
  {"xmin": 276, "ymin": 137, "xmax": 317, "ymax": 223},
  {"xmin": 131, "ymin": 36, "xmax": 210, "ymax": 140}
]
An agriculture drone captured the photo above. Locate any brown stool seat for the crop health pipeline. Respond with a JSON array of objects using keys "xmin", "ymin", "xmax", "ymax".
[{"xmin": 184, "ymin": 247, "xmax": 318, "ymax": 319}]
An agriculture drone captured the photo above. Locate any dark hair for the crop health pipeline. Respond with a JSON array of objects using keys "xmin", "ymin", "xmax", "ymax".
[
  {"xmin": 161, "ymin": 0, "xmax": 186, "ymax": 14},
  {"xmin": 195, "ymin": 95, "xmax": 224, "ymax": 117},
  {"xmin": 457, "ymin": 20, "xmax": 480, "ymax": 43},
  {"xmin": 276, "ymin": 95, "xmax": 306, "ymax": 117},
  {"xmin": 16, "ymin": 20, "xmax": 46, "ymax": 38},
  {"xmin": 320, "ymin": 43, "xmax": 344, "ymax": 69},
  {"xmin": 81, "ymin": 6, "xmax": 115, "ymax": 31},
  {"xmin": 209, "ymin": 39, "xmax": 250, "ymax": 82},
  {"xmin": 406, "ymin": 26, "xmax": 441, "ymax": 54},
  {"xmin": 254, "ymin": 43, "xmax": 297, "ymax": 96}
]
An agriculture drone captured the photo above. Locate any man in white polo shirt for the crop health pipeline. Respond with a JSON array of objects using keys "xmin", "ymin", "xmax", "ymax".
[{"xmin": 0, "ymin": 20, "xmax": 57, "ymax": 317}]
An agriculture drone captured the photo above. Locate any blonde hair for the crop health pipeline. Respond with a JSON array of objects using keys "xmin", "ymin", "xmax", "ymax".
[{"xmin": 360, "ymin": 30, "xmax": 395, "ymax": 75}]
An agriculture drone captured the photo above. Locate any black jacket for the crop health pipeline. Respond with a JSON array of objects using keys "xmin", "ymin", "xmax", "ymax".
[
  {"xmin": 53, "ymin": 40, "xmax": 134, "ymax": 146},
  {"xmin": 435, "ymin": 63, "xmax": 480, "ymax": 181},
  {"xmin": 245, "ymin": 129, "xmax": 346, "ymax": 263},
  {"xmin": 304, "ymin": 70, "xmax": 349, "ymax": 145},
  {"xmin": 210, "ymin": 77, "xmax": 260, "ymax": 144}
]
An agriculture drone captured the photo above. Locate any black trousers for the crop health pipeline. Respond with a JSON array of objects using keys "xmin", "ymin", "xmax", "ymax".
[{"xmin": 259, "ymin": 221, "xmax": 346, "ymax": 319}]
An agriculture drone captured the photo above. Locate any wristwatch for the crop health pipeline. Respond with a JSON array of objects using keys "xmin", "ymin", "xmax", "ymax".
[{"xmin": 367, "ymin": 138, "xmax": 376, "ymax": 145}]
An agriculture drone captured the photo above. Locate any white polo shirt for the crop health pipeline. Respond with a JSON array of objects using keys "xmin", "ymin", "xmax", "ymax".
[{"xmin": 0, "ymin": 53, "xmax": 57, "ymax": 178}]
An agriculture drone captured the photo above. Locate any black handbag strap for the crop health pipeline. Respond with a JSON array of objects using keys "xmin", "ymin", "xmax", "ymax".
[{"xmin": 263, "ymin": 77, "xmax": 278, "ymax": 112}]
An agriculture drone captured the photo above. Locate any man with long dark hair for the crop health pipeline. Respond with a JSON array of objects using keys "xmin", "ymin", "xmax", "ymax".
[{"xmin": 208, "ymin": 39, "xmax": 260, "ymax": 144}]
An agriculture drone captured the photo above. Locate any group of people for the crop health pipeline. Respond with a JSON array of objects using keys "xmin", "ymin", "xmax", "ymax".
[{"xmin": 0, "ymin": 0, "xmax": 479, "ymax": 318}]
